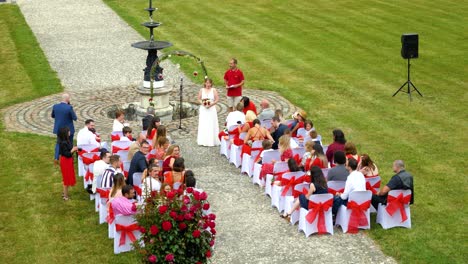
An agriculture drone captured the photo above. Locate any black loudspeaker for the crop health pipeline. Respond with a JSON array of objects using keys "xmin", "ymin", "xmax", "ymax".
[{"xmin": 401, "ymin": 33, "xmax": 418, "ymax": 59}]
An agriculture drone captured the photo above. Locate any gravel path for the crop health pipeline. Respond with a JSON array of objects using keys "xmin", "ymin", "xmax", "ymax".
[{"xmin": 9, "ymin": 1, "xmax": 395, "ymax": 263}]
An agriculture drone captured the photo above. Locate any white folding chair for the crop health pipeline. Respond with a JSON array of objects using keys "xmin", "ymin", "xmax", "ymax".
[
  {"xmin": 253, "ymin": 150, "xmax": 280, "ymax": 187},
  {"xmin": 335, "ymin": 191, "xmax": 372, "ymax": 233},
  {"xmin": 123, "ymin": 161, "xmax": 131, "ymax": 179},
  {"xmin": 132, "ymin": 172, "xmax": 143, "ymax": 202},
  {"xmin": 292, "ymin": 147, "xmax": 305, "ymax": 159},
  {"xmin": 280, "ymin": 171, "xmax": 307, "ymax": 215},
  {"xmin": 111, "ymin": 140, "xmax": 132, "ymax": 155},
  {"xmin": 96, "ymin": 187, "xmax": 111, "ymax": 224},
  {"xmin": 365, "ymin": 176, "xmax": 381, "ymax": 213},
  {"xmin": 114, "ymin": 214, "xmax": 142, "ymax": 254},
  {"xmin": 296, "ymin": 128, "xmax": 307, "ymax": 138},
  {"xmin": 327, "ymin": 181, "xmax": 346, "ymax": 196},
  {"xmin": 229, "ymin": 132, "xmax": 247, "ymax": 168},
  {"xmin": 220, "ymin": 125, "xmax": 237, "ymax": 159},
  {"xmin": 322, "ymin": 168, "xmax": 330, "ymax": 180},
  {"xmin": 81, "ymin": 152, "xmax": 99, "ymax": 189},
  {"xmin": 252, "ymin": 163, "xmax": 265, "ymax": 186},
  {"xmin": 260, "ymin": 119, "xmax": 272, "ymax": 129},
  {"xmin": 290, "ymin": 183, "xmax": 310, "ymax": 225},
  {"xmin": 77, "ymin": 144, "xmax": 100, "ymax": 176},
  {"xmin": 241, "ymin": 140, "xmax": 263, "ymax": 176},
  {"xmin": 284, "ymin": 119, "xmax": 295, "ymax": 128},
  {"xmin": 267, "ymin": 161, "xmax": 289, "ymax": 201},
  {"xmin": 117, "ymin": 150, "xmax": 129, "ymax": 163},
  {"xmin": 94, "ymin": 174, "xmax": 103, "ymax": 212},
  {"xmin": 111, "ymin": 131, "xmax": 123, "ymax": 142},
  {"xmin": 377, "ymin": 190, "xmax": 412, "ymax": 229},
  {"xmin": 298, "ymin": 193, "xmax": 334, "ymax": 236}
]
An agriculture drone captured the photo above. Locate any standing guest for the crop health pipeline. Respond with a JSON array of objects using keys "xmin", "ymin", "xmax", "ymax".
[
  {"xmin": 111, "ymin": 185, "xmax": 137, "ymax": 216},
  {"xmin": 141, "ymin": 164, "xmax": 162, "ymax": 199},
  {"xmin": 271, "ymin": 116, "xmax": 288, "ymax": 149},
  {"xmin": 127, "ymin": 141, "xmax": 150, "ymax": 186},
  {"xmin": 92, "ymin": 150, "xmax": 111, "ymax": 194},
  {"xmin": 371, "ymin": 160, "xmax": 414, "ymax": 209},
  {"xmin": 305, "ymin": 144, "xmax": 328, "ymax": 171},
  {"xmin": 291, "ymin": 110, "xmax": 306, "ymax": 137},
  {"xmin": 77, "ymin": 119, "xmax": 101, "ymax": 148},
  {"xmin": 120, "ymin": 126, "xmax": 133, "ymax": 141},
  {"xmin": 146, "ymin": 116, "xmax": 161, "ymax": 141},
  {"xmin": 57, "ymin": 126, "xmax": 78, "ymax": 201},
  {"xmin": 162, "ymin": 145, "xmax": 181, "ymax": 174},
  {"xmin": 142, "ymin": 107, "xmax": 155, "ymax": 131},
  {"xmin": 164, "ymin": 157, "xmax": 186, "ymax": 187},
  {"xmin": 52, "ymin": 93, "xmax": 77, "ymax": 163},
  {"xmin": 325, "ymin": 129, "xmax": 347, "ymax": 167},
  {"xmin": 257, "ymin": 99, "xmax": 275, "ymax": 121},
  {"xmin": 128, "ymin": 133, "xmax": 147, "ymax": 161},
  {"xmin": 112, "ymin": 110, "xmax": 125, "ymax": 132},
  {"xmin": 359, "ymin": 154, "xmax": 379, "ymax": 177},
  {"xmin": 101, "ymin": 155, "xmax": 122, "ymax": 188},
  {"xmin": 224, "ymin": 58, "xmax": 245, "ymax": 112},
  {"xmin": 241, "ymin": 96, "xmax": 257, "ymax": 115},
  {"xmin": 344, "ymin": 142, "xmax": 361, "ymax": 164},
  {"xmin": 281, "ymin": 166, "xmax": 328, "ymax": 219},
  {"xmin": 197, "ymin": 78, "xmax": 220, "ymax": 147},
  {"xmin": 327, "ymin": 151, "xmax": 349, "ymax": 181},
  {"xmin": 332, "ymin": 158, "xmax": 366, "ymax": 215}
]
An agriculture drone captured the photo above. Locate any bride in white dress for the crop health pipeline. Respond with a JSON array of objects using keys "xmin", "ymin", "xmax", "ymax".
[{"xmin": 197, "ymin": 79, "xmax": 221, "ymax": 146}]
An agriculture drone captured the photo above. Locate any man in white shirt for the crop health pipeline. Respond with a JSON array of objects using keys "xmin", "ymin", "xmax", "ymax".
[
  {"xmin": 100, "ymin": 155, "xmax": 122, "ymax": 188},
  {"xmin": 332, "ymin": 158, "xmax": 366, "ymax": 215},
  {"xmin": 120, "ymin": 126, "xmax": 133, "ymax": 141},
  {"xmin": 225, "ymin": 102, "xmax": 246, "ymax": 128},
  {"xmin": 77, "ymin": 119, "xmax": 101, "ymax": 148},
  {"xmin": 91, "ymin": 150, "xmax": 111, "ymax": 193}
]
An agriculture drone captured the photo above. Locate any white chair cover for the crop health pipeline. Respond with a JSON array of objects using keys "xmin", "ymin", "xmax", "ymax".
[
  {"xmin": 292, "ymin": 147, "xmax": 305, "ymax": 159},
  {"xmin": 114, "ymin": 214, "xmax": 142, "ymax": 254},
  {"xmin": 240, "ymin": 140, "xmax": 263, "ymax": 176},
  {"xmin": 77, "ymin": 143, "xmax": 100, "ymax": 176},
  {"xmin": 97, "ymin": 187, "xmax": 111, "ymax": 224},
  {"xmin": 321, "ymin": 168, "xmax": 330, "ymax": 179},
  {"xmin": 365, "ymin": 176, "xmax": 381, "ymax": 213},
  {"xmin": 94, "ymin": 174, "xmax": 103, "ymax": 212},
  {"xmin": 335, "ymin": 190, "xmax": 372, "ymax": 233},
  {"xmin": 111, "ymin": 140, "xmax": 132, "ymax": 155},
  {"xmin": 117, "ymin": 150, "xmax": 129, "ymax": 163},
  {"xmin": 296, "ymin": 128, "xmax": 308, "ymax": 138},
  {"xmin": 265, "ymin": 161, "xmax": 288, "ymax": 197},
  {"xmin": 260, "ymin": 119, "xmax": 272, "ymax": 129},
  {"xmin": 252, "ymin": 163, "xmax": 265, "ymax": 186},
  {"xmin": 280, "ymin": 171, "xmax": 307, "ymax": 214},
  {"xmin": 290, "ymin": 183, "xmax": 310, "ymax": 225},
  {"xmin": 299, "ymin": 193, "xmax": 334, "ymax": 236},
  {"xmin": 229, "ymin": 132, "xmax": 247, "ymax": 168},
  {"xmin": 376, "ymin": 189, "xmax": 412, "ymax": 229},
  {"xmin": 220, "ymin": 125, "xmax": 237, "ymax": 159},
  {"xmin": 327, "ymin": 181, "xmax": 346, "ymax": 195}
]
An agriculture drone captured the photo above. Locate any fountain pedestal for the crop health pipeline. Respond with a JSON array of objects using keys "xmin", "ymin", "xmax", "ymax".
[{"xmin": 136, "ymin": 80, "xmax": 173, "ymax": 121}]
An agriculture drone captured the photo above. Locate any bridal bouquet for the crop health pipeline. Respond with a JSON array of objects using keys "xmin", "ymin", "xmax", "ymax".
[{"xmin": 202, "ymin": 98, "xmax": 212, "ymax": 108}]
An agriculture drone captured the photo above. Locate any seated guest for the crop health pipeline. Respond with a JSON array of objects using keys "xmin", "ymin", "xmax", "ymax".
[
  {"xmin": 305, "ymin": 144, "xmax": 328, "ymax": 171},
  {"xmin": 332, "ymin": 158, "xmax": 366, "ymax": 215},
  {"xmin": 371, "ymin": 160, "xmax": 414, "ymax": 210},
  {"xmin": 230, "ymin": 111, "xmax": 257, "ymax": 146},
  {"xmin": 255, "ymin": 139, "xmax": 274, "ymax": 164},
  {"xmin": 309, "ymin": 130, "xmax": 322, "ymax": 145},
  {"xmin": 344, "ymin": 142, "xmax": 361, "ymax": 164},
  {"xmin": 273, "ymin": 158, "xmax": 302, "ymax": 185},
  {"xmin": 325, "ymin": 129, "xmax": 347, "ymax": 167},
  {"xmin": 240, "ymin": 119, "xmax": 274, "ymax": 156},
  {"xmin": 164, "ymin": 157, "xmax": 185, "ymax": 187},
  {"xmin": 226, "ymin": 102, "xmax": 246, "ymax": 128},
  {"xmin": 304, "ymin": 120, "xmax": 315, "ymax": 134},
  {"xmin": 327, "ymin": 151, "xmax": 349, "ymax": 181},
  {"xmin": 290, "ymin": 110, "xmax": 306, "ymax": 137},
  {"xmin": 91, "ymin": 149, "xmax": 111, "ymax": 194},
  {"xmin": 111, "ymin": 185, "xmax": 137, "ymax": 216},
  {"xmin": 275, "ymin": 109, "xmax": 284, "ymax": 123},
  {"xmin": 152, "ymin": 125, "xmax": 171, "ymax": 149},
  {"xmin": 260, "ymin": 135, "xmax": 292, "ymax": 180},
  {"xmin": 359, "ymin": 154, "xmax": 379, "ymax": 177},
  {"xmin": 162, "ymin": 145, "xmax": 180, "ymax": 174},
  {"xmin": 270, "ymin": 116, "xmax": 288, "ymax": 149},
  {"xmin": 141, "ymin": 164, "xmax": 161, "ymax": 199},
  {"xmin": 120, "ymin": 126, "xmax": 133, "ymax": 141},
  {"xmin": 283, "ymin": 128, "xmax": 299, "ymax": 149},
  {"xmin": 128, "ymin": 133, "xmax": 147, "ymax": 161},
  {"xmin": 154, "ymin": 137, "xmax": 170, "ymax": 160},
  {"xmin": 146, "ymin": 116, "xmax": 161, "ymax": 141},
  {"xmin": 257, "ymin": 99, "xmax": 275, "ymax": 121},
  {"xmin": 281, "ymin": 166, "xmax": 328, "ymax": 219},
  {"xmin": 109, "ymin": 173, "xmax": 126, "ymax": 203},
  {"xmin": 101, "ymin": 155, "xmax": 122, "ymax": 188},
  {"xmin": 142, "ymin": 107, "xmax": 155, "ymax": 131},
  {"xmin": 77, "ymin": 119, "xmax": 101, "ymax": 148},
  {"xmin": 301, "ymin": 141, "xmax": 314, "ymax": 168},
  {"xmin": 112, "ymin": 110, "xmax": 125, "ymax": 132},
  {"xmin": 241, "ymin": 96, "xmax": 257, "ymax": 115},
  {"xmin": 127, "ymin": 141, "xmax": 149, "ymax": 186}
]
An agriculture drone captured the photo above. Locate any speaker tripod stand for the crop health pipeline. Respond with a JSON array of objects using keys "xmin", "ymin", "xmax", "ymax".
[{"xmin": 393, "ymin": 58, "xmax": 423, "ymax": 101}]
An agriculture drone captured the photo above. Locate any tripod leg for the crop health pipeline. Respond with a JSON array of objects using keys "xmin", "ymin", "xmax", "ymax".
[
  {"xmin": 393, "ymin": 81, "xmax": 408, "ymax": 97},
  {"xmin": 409, "ymin": 81, "xmax": 423, "ymax": 96}
]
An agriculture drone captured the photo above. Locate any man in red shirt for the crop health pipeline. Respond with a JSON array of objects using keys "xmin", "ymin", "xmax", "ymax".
[{"xmin": 224, "ymin": 58, "xmax": 245, "ymax": 112}]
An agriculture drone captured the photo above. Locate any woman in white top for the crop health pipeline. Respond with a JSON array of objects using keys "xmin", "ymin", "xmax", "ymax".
[
  {"xmin": 197, "ymin": 78, "xmax": 220, "ymax": 146},
  {"xmin": 112, "ymin": 110, "xmax": 125, "ymax": 132},
  {"xmin": 141, "ymin": 164, "xmax": 161, "ymax": 200}
]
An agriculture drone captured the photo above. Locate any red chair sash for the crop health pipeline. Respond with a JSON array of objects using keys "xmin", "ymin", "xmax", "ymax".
[
  {"xmin": 115, "ymin": 223, "xmax": 139, "ymax": 246},
  {"xmin": 306, "ymin": 198, "xmax": 333, "ymax": 234},
  {"xmin": 347, "ymin": 200, "xmax": 371, "ymax": 233},
  {"xmin": 281, "ymin": 176, "xmax": 307, "ymax": 196},
  {"xmin": 96, "ymin": 188, "xmax": 110, "ymax": 199},
  {"xmin": 107, "ymin": 205, "xmax": 115, "ymax": 224},
  {"xmin": 365, "ymin": 180, "xmax": 381, "ymax": 194},
  {"xmin": 386, "ymin": 193, "xmax": 411, "ymax": 222},
  {"xmin": 112, "ymin": 145, "xmax": 129, "ymax": 153},
  {"xmin": 273, "ymin": 170, "xmax": 289, "ymax": 183},
  {"xmin": 134, "ymin": 185, "xmax": 142, "ymax": 196},
  {"xmin": 81, "ymin": 154, "xmax": 100, "ymax": 165},
  {"xmin": 78, "ymin": 148, "xmax": 99, "ymax": 157},
  {"xmin": 293, "ymin": 187, "xmax": 309, "ymax": 198},
  {"xmin": 85, "ymin": 169, "xmax": 94, "ymax": 181},
  {"xmin": 293, "ymin": 154, "xmax": 301, "ymax": 165},
  {"xmin": 111, "ymin": 134, "xmax": 121, "ymax": 141},
  {"xmin": 328, "ymin": 187, "xmax": 344, "ymax": 196}
]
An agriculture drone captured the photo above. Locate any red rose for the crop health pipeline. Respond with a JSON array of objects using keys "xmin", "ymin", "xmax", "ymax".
[
  {"xmin": 206, "ymin": 250, "xmax": 212, "ymax": 258},
  {"xmin": 169, "ymin": 211, "xmax": 177, "ymax": 219},
  {"xmin": 177, "ymin": 188, "xmax": 184, "ymax": 195},
  {"xmin": 208, "ymin": 213, "xmax": 216, "ymax": 220},
  {"xmin": 192, "ymin": 229, "xmax": 201, "ymax": 238},
  {"xmin": 202, "ymin": 203, "xmax": 210, "ymax": 210},
  {"xmin": 180, "ymin": 205, "xmax": 188, "ymax": 212},
  {"xmin": 208, "ymin": 221, "xmax": 216, "ymax": 229},
  {"xmin": 193, "ymin": 71, "xmax": 198, "ymax": 76},
  {"xmin": 199, "ymin": 192, "xmax": 208, "ymax": 200},
  {"xmin": 148, "ymin": 255, "xmax": 157, "ymax": 263},
  {"xmin": 178, "ymin": 222, "xmax": 187, "ymax": 230},
  {"xmin": 162, "ymin": 221, "xmax": 172, "ymax": 231},
  {"xmin": 184, "ymin": 213, "xmax": 194, "ymax": 220},
  {"xmin": 165, "ymin": 253, "xmax": 174, "ymax": 262},
  {"xmin": 190, "ymin": 206, "xmax": 197, "ymax": 213},
  {"xmin": 150, "ymin": 225, "xmax": 159, "ymax": 235},
  {"xmin": 193, "ymin": 191, "xmax": 201, "ymax": 200},
  {"xmin": 186, "ymin": 187, "xmax": 193, "ymax": 193},
  {"xmin": 139, "ymin": 226, "xmax": 146, "ymax": 233},
  {"xmin": 167, "ymin": 190, "xmax": 176, "ymax": 199},
  {"xmin": 202, "ymin": 223, "xmax": 208, "ymax": 229},
  {"xmin": 209, "ymin": 239, "xmax": 215, "ymax": 247},
  {"xmin": 177, "ymin": 215, "xmax": 184, "ymax": 222},
  {"xmin": 159, "ymin": 205, "xmax": 168, "ymax": 214},
  {"xmin": 211, "ymin": 228, "xmax": 216, "ymax": 235}
]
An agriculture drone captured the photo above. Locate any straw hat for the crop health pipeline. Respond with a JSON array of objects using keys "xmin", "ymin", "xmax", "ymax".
[{"xmin": 298, "ymin": 110, "xmax": 307, "ymax": 119}]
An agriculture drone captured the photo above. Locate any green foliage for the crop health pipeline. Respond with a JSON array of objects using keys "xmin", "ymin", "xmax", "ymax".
[{"xmin": 103, "ymin": 1, "xmax": 468, "ymax": 262}]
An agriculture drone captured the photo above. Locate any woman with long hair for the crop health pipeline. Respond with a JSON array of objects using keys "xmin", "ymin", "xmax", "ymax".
[
  {"xmin": 109, "ymin": 173, "xmax": 125, "ymax": 200},
  {"xmin": 197, "ymin": 78, "xmax": 221, "ymax": 147},
  {"xmin": 241, "ymin": 96, "xmax": 257, "ymax": 115},
  {"xmin": 152, "ymin": 124, "xmax": 169, "ymax": 149},
  {"xmin": 146, "ymin": 116, "xmax": 160, "ymax": 141},
  {"xmin": 162, "ymin": 145, "xmax": 180, "ymax": 174},
  {"xmin": 359, "ymin": 154, "xmax": 379, "ymax": 177},
  {"xmin": 325, "ymin": 129, "xmax": 347, "ymax": 167},
  {"xmin": 344, "ymin": 141, "xmax": 361, "ymax": 164},
  {"xmin": 58, "ymin": 126, "xmax": 78, "ymax": 200},
  {"xmin": 163, "ymin": 157, "xmax": 186, "ymax": 187},
  {"xmin": 306, "ymin": 144, "xmax": 328, "ymax": 170}
]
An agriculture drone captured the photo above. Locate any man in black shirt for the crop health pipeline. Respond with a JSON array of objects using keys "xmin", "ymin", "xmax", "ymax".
[
  {"xmin": 270, "ymin": 116, "xmax": 288, "ymax": 149},
  {"xmin": 371, "ymin": 160, "xmax": 414, "ymax": 209},
  {"xmin": 127, "ymin": 141, "xmax": 150, "ymax": 185}
]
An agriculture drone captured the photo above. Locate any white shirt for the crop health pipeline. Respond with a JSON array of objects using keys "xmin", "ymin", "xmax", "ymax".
[
  {"xmin": 112, "ymin": 119, "xmax": 124, "ymax": 133},
  {"xmin": 260, "ymin": 148, "xmax": 275, "ymax": 159},
  {"xmin": 141, "ymin": 177, "xmax": 161, "ymax": 199},
  {"xmin": 226, "ymin": 111, "xmax": 245, "ymax": 128},
  {"xmin": 92, "ymin": 160, "xmax": 109, "ymax": 193},
  {"xmin": 77, "ymin": 126, "xmax": 100, "ymax": 147},
  {"xmin": 290, "ymin": 138, "xmax": 299, "ymax": 148},
  {"xmin": 340, "ymin": 170, "xmax": 366, "ymax": 200},
  {"xmin": 120, "ymin": 136, "xmax": 131, "ymax": 142}
]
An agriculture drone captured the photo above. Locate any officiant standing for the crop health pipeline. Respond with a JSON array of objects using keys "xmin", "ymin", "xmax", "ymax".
[
  {"xmin": 197, "ymin": 79, "xmax": 220, "ymax": 147},
  {"xmin": 224, "ymin": 58, "xmax": 245, "ymax": 112}
]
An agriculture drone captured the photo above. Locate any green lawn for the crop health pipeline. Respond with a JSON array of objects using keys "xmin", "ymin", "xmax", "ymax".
[
  {"xmin": 103, "ymin": 0, "xmax": 468, "ymax": 263},
  {"xmin": 0, "ymin": 5, "xmax": 137, "ymax": 263}
]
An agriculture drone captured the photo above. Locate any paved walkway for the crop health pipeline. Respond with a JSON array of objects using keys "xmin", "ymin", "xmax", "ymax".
[{"xmin": 4, "ymin": 1, "xmax": 395, "ymax": 263}]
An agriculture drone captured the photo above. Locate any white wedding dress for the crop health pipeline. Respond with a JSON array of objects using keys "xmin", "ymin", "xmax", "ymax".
[{"xmin": 197, "ymin": 88, "xmax": 220, "ymax": 146}]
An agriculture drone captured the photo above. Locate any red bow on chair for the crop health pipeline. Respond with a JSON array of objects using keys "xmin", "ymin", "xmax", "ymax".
[
  {"xmin": 273, "ymin": 170, "xmax": 288, "ymax": 183},
  {"xmin": 134, "ymin": 185, "xmax": 142, "ymax": 196},
  {"xmin": 111, "ymin": 134, "xmax": 121, "ymax": 141},
  {"xmin": 96, "ymin": 188, "xmax": 110, "ymax": 199},
  {"xmin": 281, "ymin": 176, "xmax": 306, "ymax": 196},
  {"xmin": 347, "ymin": 200, "xmax": 371, "ymax": 233},
  {"xmin": 78, "ymin": 148, "xmax": 99, "ymax": 157},
  {"xmin": 81, "ymin": 154, "xmax": 100, "ymax": 165},
  {"xmin": 112, "ymin": 145, "xmax": 129, "ymax": 154},
  {"xmin": 293, "ymin": 187, "xmax": 309, "ymax": 198},
  {"xmin": 85, "ymin": 169, "xmax": 94, "ymax": 181},
  {"xmin": 328, "ymin": 187, "xmax": 344, "ymax": 196},
  {"xmin": 306, "ymin": 198, "xmax": 333, "ymax": 234},
  {"xmin": 293, "ymin": 154, "xmax": 301, "ymax": 165},
  {"xmin": 106, "ymin": 205, "xmax": 115, "ymax": 224},
  {"xmin": 365, "ymin": 180, "xmax": 381, "ymax": 194},
  {"xmin": 115, "ymin": 223, "xmax": 140, "ymax": 246},
  {"xmin": 386, "ymin": 193, "xmax": 411, "ymax": 222}
]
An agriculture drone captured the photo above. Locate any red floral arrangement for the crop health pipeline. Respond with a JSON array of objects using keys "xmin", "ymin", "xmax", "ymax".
[
  {"xmin": 202, "ymin": 98, "xmax": 212, "ymax": 108},
  {"xmin": 134, "ymin": 188, "xmax": 216, "ymax": 263}
]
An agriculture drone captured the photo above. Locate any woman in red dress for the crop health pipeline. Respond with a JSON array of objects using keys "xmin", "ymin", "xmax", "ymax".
[
  {"xmin": 58, "ymin": 126, "xmax": 78, "ymax": 201},
  {"xmin": 146, "ymin": 116, "xmax": 160, "ymax": 141},
  {"xmin": 241, "ymin": 96, "xmax": 257, "ymax": 115},
  {"xmin": 241, "ymin": 119, "xmax": 274, "ymax": 156},
  {"xmin": 162, "ymin": 144, "xmax": 180, "ymax": 174},
  {"xmin": 306, "ymin": 144, "xmax": 328, "ymax": 170},
  {"xmin": 291, "ymin": 110, "xmax": 306, "ymax": 137},
  {"xmin": 325, "ymin": 129, "xmax": 346, "ymax": 167},
  {"xmin": 344, "ymin": 141, "xmax": 361, "ymax": 164}
]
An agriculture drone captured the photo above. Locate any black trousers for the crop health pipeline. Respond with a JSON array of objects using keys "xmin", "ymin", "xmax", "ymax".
[{"xmin": 371, "ymin": 194, "xmax": 387, "ymax": 210}]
